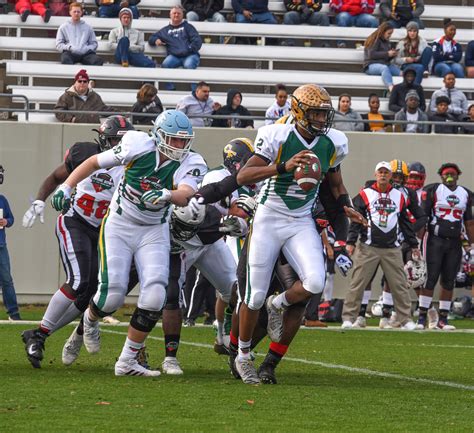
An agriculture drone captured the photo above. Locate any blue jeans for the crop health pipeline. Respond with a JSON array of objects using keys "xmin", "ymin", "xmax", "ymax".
[
  {"xmin": 433, "ymin": 61, "xmax": 465, "ymax": 78},
  {"xmin": 387, "ymin": 17, "xmax": 424, "ymax": 29},
  {"xmin": 335, "ymin": 12, "xmax": 378, "ymax": 28},
  {"xmin": 401, "ymin": 47, "xmax": 433, "ymax": 84},
  {"xmin": 365, "ymin": 63, "xmax": 401, "ymax": 88},
  {"xmin": 283, "ymin": 11, "xmax": 330, "ymax": 26},
  {"xmin": 99, "ymin": 4, "xmax": 139, "ymax": 19},
  {"xmin": 115, "ymin": 37, "xmax": 155, "ymax": 68},
  {"xmin": 161, "ymin": 53, "xmax": 200, "ymax": 90},
  {"xmin": 235, "ymin": 11, "xmax": 277, "ymax": 24},
  {"xmin": 0, "ymin": 245, "xmax": 19, "ymax": 318},
  {"xmin": 186, "ymin": 11, "xmax": 226, "ymax": 22}
]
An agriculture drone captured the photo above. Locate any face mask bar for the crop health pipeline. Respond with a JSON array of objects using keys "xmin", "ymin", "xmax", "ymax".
[{"xmin": 156, "ymin": 129, "xmax": 194, "ymax": 162}]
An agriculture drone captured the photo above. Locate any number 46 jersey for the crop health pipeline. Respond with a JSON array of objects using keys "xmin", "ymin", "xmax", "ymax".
[
  {"xmin": 63, "ymin": 141, "xmax": 124, "ymax": 228},
  {"xmin": 254, "ymin": 123, "xmax": 348, "ymax": 217}
]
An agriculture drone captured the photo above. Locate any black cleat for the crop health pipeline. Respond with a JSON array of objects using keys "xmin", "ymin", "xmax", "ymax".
[
  {"xmin": 22, "ymin": 329, "xmax": 46, "ymax": 369},
  {"xmin": 258, "ymin": 362, "xmax": 277, "ymax": 384},
  {"xmin": 228, "ymin": 349, "xmax": 241, "ymax": 379}
]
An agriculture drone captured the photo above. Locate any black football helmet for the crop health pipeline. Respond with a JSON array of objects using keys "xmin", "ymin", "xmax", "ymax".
[
  {"xmin": 0, "ymin": 165, "xmax": 4, "ymax": 185},
  {"xmin": 222, "ymin": 138, "xmax": 254, "ymax": 173},
  {"xmin": 93, "ymin": 115, "xmax": 135, "ymax": 151},
  {"xmin": 406, "ymin": 161, "xmax": 426, "ymax": 190}
]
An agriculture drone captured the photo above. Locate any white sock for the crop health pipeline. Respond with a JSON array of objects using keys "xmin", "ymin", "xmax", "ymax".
[
  {"xmin": 439, "ymin": 300, "xmax": 451, "ymax": 311},
  {"xmin": 118, "ymin": 337, "xmax": 143, "ymax": 362},
  {"xmin": 419, "ymin": 295, "xmax": 432, "ymax": 309},
  {"xmin": 272, "ymin": 292, "xmax": 290, "ymax": 310},
  {"xmin": 237, "ymin": 338, "xmax": 251, "ymax": 360},
  {"xmin": 48, "ymin": 303, "xmax": 82, "ymax": 335},
  {"xmin": 323, "ymin": 273, "xmax": 334, "ymax": 301},
  {"xmin": 40, "ymin": 289, "xmax": 75, "ymax": 332},
  {"xmin": 216, "ymin": 321, "xmax": 224, "ymax": 344},
  {"xmin": 362, "ymin": 289, "xmax": 371, "ymax": 305},
  {"xmin": 382, "ymin": 291, "xmax": 394, "ymax": 306}
]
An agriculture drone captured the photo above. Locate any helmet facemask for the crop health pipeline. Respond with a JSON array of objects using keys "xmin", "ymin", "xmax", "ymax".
[
  {"xmin": 155, "ymin": 129, "xmax": 194, "ymax": 162},
  {"xmin": 292, "ymin": 96, "xmax": 335, "ymax": 137}
]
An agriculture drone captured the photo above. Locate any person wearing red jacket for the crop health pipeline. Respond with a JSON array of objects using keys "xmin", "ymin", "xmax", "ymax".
[
  {"xmin": 15, "ymin": 0, "xmax": 51, "ymax": 22},
  {"xmin": 330, "ymin": 0, "xmax": 378, "ymax": 28}
]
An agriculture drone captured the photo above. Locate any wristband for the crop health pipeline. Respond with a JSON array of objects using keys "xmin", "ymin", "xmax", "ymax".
[{"xmin": 276, "ymin": 162, "xmax": 287, "ymax": 175}]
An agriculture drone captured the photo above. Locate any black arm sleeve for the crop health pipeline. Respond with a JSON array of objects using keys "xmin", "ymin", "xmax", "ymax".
[
  {"xmin": 420, "ymin": 183, "xmax": 438, "ymax": 222},
  {"xmin": 399, "ymin": 203, "xmax": 418, "ymax": 247},
  {"xmin": 318, "ymin": 178, "xmax": 349, "ymax": 242},
  {"xmin": 407, "ymin": 188, "xmax": 428, "ymax": 231},
  {"xmin": 347, "ymin": 194, "xmax": 366, "ymax": 245},
  {"xmin": 195, "ymin": 172, "xmax": 239, "ymax": 204}
]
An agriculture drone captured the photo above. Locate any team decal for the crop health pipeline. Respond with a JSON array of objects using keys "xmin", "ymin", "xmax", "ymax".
[
  {"xmin": 140, "ymin": 176, "xmax": 162, "ymax": 191},
  {"xmin": 446, "ymin": 194, "xmax": 460, "ymax": 207},
  {"xmin": 374, "ymin": 197, "xmax": 397, "ymax": 228},
  {"xmin": 91, "ymin": 173, "xmax": 114, "ymax": 193}
]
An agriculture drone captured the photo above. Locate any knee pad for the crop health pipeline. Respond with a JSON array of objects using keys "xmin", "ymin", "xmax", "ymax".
[
  {"xmin": 302, "ymin": 273, "xmax": 325, "ymax": 295},
  {"xmin": 247, "ymin": 291, "xmax": 266, "ymax": 311},
  {"xmin": 130, "ymin": 307, "xmax": 160, "ymax": 333},
  {"xmin": 89, "ymin": 300, "xmax": 113, "ymax": 318}
]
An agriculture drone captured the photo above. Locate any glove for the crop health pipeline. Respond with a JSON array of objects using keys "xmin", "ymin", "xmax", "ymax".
[
  {"xmin": 51, "ymin": 184, "xmax": 72, "ymax": 212},
  {"xmin": 219, "ymin": 215, "xmax": 249, "ymax": 237},
  {"xmin": 236, "ymin": 194, "xmax": 257, "ymax": 217},
  {"xmin": 22, "ymin": 200, "xmax": 45, "ymax": 228},
  {"xmin": 141, "ymin": 188, "xmax": 172, "ymax": 206},
  {"xmin": 333, "ymin": 241, "xmax": 353, "ymax": 277},
  {"xmin": 188, "ymin": 195, "xmax": 206, "ymax": 218}
]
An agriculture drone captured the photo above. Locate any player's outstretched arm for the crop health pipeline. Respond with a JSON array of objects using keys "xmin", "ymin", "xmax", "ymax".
[{"xmin": 171, "ymin": 184, "xmax": 197, "ymax": 207}]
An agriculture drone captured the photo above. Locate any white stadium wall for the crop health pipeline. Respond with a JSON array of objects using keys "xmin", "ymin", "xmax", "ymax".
[{"xmin": 1, "ymin": 122, "xmax": 473, "ymax": 303}]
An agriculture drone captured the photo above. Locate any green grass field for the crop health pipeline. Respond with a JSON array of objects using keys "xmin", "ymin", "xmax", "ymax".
[{"xmin": 1, "ymin": 308, "xmax": 473, "ymax": 433}]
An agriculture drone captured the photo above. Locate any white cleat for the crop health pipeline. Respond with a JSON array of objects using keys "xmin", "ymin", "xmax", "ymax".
[
  {"xmin": 352, "ymin": 316, "xmax": 366, "ymax": 328},
  {"xmin": 62, "ymin": 327, "xmax": 83, "ymax": 366},
  {"xmin": 341, "ymin": 320, "xmax": 353, "ymax": 329},
  {"xmin": 161, "ymin": 357, "xmax": 184, "ymax": 375},
  {"xmin": 115, "ymin": 359, "xmax": 161, "ymax": 377},
  {"xmin": 379, "ymin": 318, "xmax": 393, "ymax": 329},
  {"xmin": 102, "ymin": 315, "xmax": 120, "ymax": 325},
  {"xmin": 83, "ymin": 318, "xmax": 101, "ymax": 354},
  {"xmin": 401, "ymin": 320, "xmax": 417, "ymax": 331},
  {"xmin": 265, "ymin": 295, "xmax": 284, "ymax": 342},
  {"xmin": 234, "ymin": 356, "xmax": 261, "ymax": 385},
  {"xmin": 428, "ymin": 308, "xmax": 439, "ymax": 329}
]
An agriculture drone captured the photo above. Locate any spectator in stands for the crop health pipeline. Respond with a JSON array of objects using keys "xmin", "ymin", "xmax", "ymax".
[
  {"xmin": 282, "ymin": 0, "xmax": 329, "ymax": 46},
  {"xmin": 428, "ymin": 96, "xmax": 458, "ymax": 134},
  {"xmin": 49, "ymin": 0, "xmax": 69, "ymax": 17},
  {"xmin": 465, "ymin": 40, "xmax": 474, "ymax": 78},
  {"xmin": 394, "ymin": 21, "xmax": 432, "ymax": 84},
  {"xmin": 460, "ymin": 104, "xmax": 474, "ymax": 135},
  {"xmin": 54, "ymin": 69, "xmax": 113, "ymax": 124},
  {"xmin": 212, "ymin": 89, "xmax": 254, "ymax": 128},
  {"xmin": 131, "ymin": 83, "xmax": 163, "ymax": 125},
  {"xmin": 232, "ymin": 0, "xmax": 277, "ymax": 24},
  {"xmin": 380, "ymin": 0, "xmax": 425, "ymax": 29},
  {"xmin": 56, "ymin": 3, "xmax": 104, "ymax": 66},
  {"xmin": 361, "ymin": 93, "xmax": 387, "ymax": 132},
  {"xmin": 96, "ymin": 0, "xmax": 139, "ymax": 19},
  {"xmin": 389, "ymin": 68, "xmax": 425, "ymax": 113},
  {"xmin": 176, "ymin": 81, "xmax": 221, "ymax": 127},
  {"xmin": 109, "ymin": 8, "xmax": 155, "ymax": 68},
  {"xmin": 330, "ymin": 0, "xmax": 378, "ymax": 30},
  {"xmin": 429, "ymin": 72, "xmax": 468, "ymax": 121},
  {"xmin": 148, "ymin": 6, "xmax": 202, "ymax": 91},
  {"xmin": 183, "ymin": 0, "xmax": 226, "ymax": 23},
  {"xmin": 333, "ymin": 94, "xmax": 364, "ymax": 131},
  {"xmin": 363, "ymin": 22, "xmax": 401, "ymax": 93},
  {"xmin": 394, "ymin": 90, "xmax": 429, "ymax": 133},
  {"xmin": 432, "ymin": 19, "xmax": 464, "ymax": 78},
  {"xmin": 265, "ymin": 84, "xmax": 290, "ymax": 125},
  {"xmin": 15, "ymin": 0, "xmax": 51, "ymax": 22}
]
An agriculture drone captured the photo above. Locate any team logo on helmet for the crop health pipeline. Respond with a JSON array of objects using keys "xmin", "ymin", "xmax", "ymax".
[
  {"xmin": 446, "ymin": 195, "xmax": 460, "ymax": 207},
  {"xmin": 91, "ymin": 173, "xmax": 114, "ymax": 192},
  {"xmin": 223, "ymin": 144, "xmax": 237, "ymax": 159}
]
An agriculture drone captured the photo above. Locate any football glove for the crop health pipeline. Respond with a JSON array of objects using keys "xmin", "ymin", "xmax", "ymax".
[
  {"xmin": 334, "ymin": 241, "xmax": 353, "ymax": 277},
  {"xmin": 51, "ymin": 184, "xmax": 72, "ymax": 212},
  {"xmin": 141, "ymin": 188, "xmax": 172, "ymax": 206},
  {"xmin": 219, "ymin": 215, "xmax": 248, "ymax": 237},
  {"xmin": 236, "ymin": 194, "xmax": 257, "ymax": 217},
  {"xmin": 22, "ymin": 200, "xmax": 45, "ymax": 228},
  {"xmin": 188, "ymin": 195, "xmax": 206, "ymax": 218}
]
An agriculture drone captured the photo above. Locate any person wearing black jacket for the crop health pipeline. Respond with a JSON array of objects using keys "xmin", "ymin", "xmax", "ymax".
[
  {"xmin": 429, "ymin": 95, "xmax": 458, "ymax": 134},
  {"xmin": 341, "ymin": 161, "xmax": 419, "ymax": 330},
  {"xmin": 183, "ymin": 0, "xmax": 226, "ymax": 22},
  {"xmin": 389, "ymin": 67, "xmax": 425, "ymax": 113},
  {"xmin": 211, "ymin": 89, "xmax": 254, "ymax": 128}
]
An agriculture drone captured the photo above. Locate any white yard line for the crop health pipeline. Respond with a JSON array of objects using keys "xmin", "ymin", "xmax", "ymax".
[{"xmin": 100, "ymin": 329, "xmax": 474, "ymax": 392}]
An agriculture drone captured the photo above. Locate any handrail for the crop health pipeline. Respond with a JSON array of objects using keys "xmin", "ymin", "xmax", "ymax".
[{"xmin": 0, "ymin": 93, "xmax": 29, "ymax": 121}]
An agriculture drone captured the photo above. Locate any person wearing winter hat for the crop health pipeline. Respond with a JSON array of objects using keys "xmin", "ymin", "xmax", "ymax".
[
  {"xmin": 54, "ymin": 69, "xmax": 115, "ymax": 124},
  {"xmin": 394, "ymin": 89, "xmax": 429, "ymax": 133},
  {"xmin": 96, "ymin": 0, "xmax": 139, "ymax": 19},
  {"xmin": 109, "ymin": 8, "xmax": 155, "ymax": 68},
  {"xmin": 388, "ymin": 67, "xmax": 425, "ymax": 113}
]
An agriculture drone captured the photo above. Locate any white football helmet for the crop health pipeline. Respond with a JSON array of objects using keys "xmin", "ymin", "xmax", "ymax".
[
  {"xmin": 404, "ymin": 259, "xmax": 427, "ymax": 290},
  {"xmin": 171, "ymin": 203, "xmax": 206, "ymax": 242}
]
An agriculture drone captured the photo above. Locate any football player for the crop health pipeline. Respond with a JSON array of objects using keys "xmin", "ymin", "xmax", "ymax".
[
  {"xmin": 417, "ymin": 163, "xmax": 474, "ymax": 330},
  {"xmin": 21, "ymin": 115, "xmax": 135, "ymax": 369},
  {"xmin": 50, "ymin": 110, "xmax": 207, "ymax": 377},
  {"xmin": 406, "ymin": 161, "xmax": 426, "ymax": 202}
]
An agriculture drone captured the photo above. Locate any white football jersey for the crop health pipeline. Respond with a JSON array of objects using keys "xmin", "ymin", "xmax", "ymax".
[{"xmin": 255, "ymin": 123, "xmax": 348, "ymax": 217}]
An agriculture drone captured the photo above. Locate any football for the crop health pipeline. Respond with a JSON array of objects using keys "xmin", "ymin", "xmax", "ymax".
[{"xmin": 294, "ymin": 153, "xmax": 322, "ymax": 192}]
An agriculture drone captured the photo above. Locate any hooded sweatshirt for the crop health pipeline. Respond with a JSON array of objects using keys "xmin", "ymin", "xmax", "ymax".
[
  {"xmin": 333, "ymin": 108, "xmax": 364, "ymax": 131},
  {"xmin": 109, "ymin": 10, "xmax": 145, "ymax": 53},
  {"xmin": 56, "ymin": 18, "xmax": 98, "ymax": 56},
  {"xmin": 388, "ymin": 68, "xmax": 426, "ymax": 112},
  {"xmin": 211, "ymin": 89, "xmax": 253, "ymax": 128},
  {"xmin": 176, "ymin": 91, "xmax": 217, "ymax": 127},
  {"xmin": 148, "ymin": 20, "xmax": 202, "ymax": 58}
]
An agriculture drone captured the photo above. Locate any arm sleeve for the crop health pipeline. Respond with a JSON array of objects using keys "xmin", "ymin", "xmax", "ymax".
[
  {"xmin": 2, "ymin": 197, "xmax": 14, "ymax": 227},
  {"xmin": 388, "ymin": 87, "xmax": 402, "ymax": 113},
  {"xmin": 55, "ymin": 26, "xmax": 70, "ymax": 52},
  {"xmin": 413, "ymin": 0, "xmax": 424, "ymax": 17},
  {"xmin": 108, "ymin": 29, "xmax": 118, "ymax": 51},
  {"xmin": 85, "ymin": 27, "xmax": 98, "ymax": 52},
  {"xmin": 174, "ymin": 153, "xmax": 208, "ymax": 190},
  {"xmin": 420, "ymin": 184, "xmax": 436, "ymax": 219},
  {"xmin": 318, "ymin": 178, "xmax": 349, "ymax": 242},
  {"xmin": 452, "ymin": 43, "xmax": 463, "ymax": 63},
  {"xmin": 148, "ymin": 30, "xmax": 163, "ymax": 47},
  {"xmin": 254, "ymin": 125, "xmax": 280, "ymax": 163},
  {"xmin": 399, "ymin": 202, "xmax": 418, "ymax": 247},
  {"xmin": 196, "ymin": 173, "xmax": 240, "ymax": 204},
  {"xmin": 354, "ymin": 111, "xmax": 364, "ymax": 131},
  {"xmin": 346, "ymin": 193, "xmax": 366, "ymax": 245},
  {"xmin": 54, "ymin": 93, "xmax": 74, "ymax": 122},
  {"xmin": 187, "ymin": 24, "xmax": 203, "ymax": 53},
  {"xmin": 417, "ymin": 88, "xmax": 426, "ymax": 112}
]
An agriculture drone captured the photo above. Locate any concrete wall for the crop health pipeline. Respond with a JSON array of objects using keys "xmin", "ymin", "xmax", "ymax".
[{"xmin": 1, "ymin": 122, "xmax": 473, "ymax": 302}]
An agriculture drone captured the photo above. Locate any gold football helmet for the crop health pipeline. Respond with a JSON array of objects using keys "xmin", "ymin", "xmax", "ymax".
[
  {"xmin": 390, "ymin": 160, "xmax": 409, "ymax": 177},
  {"xmin": 290, "ymin": 84, "xmax": 334, "ymax": 137}
]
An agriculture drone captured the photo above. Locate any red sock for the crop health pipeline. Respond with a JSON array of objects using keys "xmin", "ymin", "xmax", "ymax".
[
  {"xmin": 269, "ymin": 342, "xmax": 288, "ymax": 357},
  {"xmin": 229, "ymin": 330, "xmax": 238, "ymax": 346}
]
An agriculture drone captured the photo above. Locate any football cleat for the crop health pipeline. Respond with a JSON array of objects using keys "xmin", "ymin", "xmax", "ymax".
[
  {"xmin": 83, "ymin": 318, "xmax": 101, "ymax": 354},
  {"xmin": 162, "ymin": 357, "xmax": 184, "ymax": 375},
  {"xmin": 102, "ymin": 315, "xmax": 120, "ymax": 325},
  {"xmin": 341, "ymin": 320, "xmax": 353, "ymax": 329},
  {"xmin": 235, "ymin": 357, "xmax": 261, "ymax": 385},
  {"xmin": 62, "ymin": 327, "xmax": 83, "ymax": 366},
  {"xmin": 183, "ymin": 318, "xmax": 195, "ymax": 327},
  {"xmin": 352, "ymin": 316, "xmax": 366, "ymax": 328},
  {"xmin": 265, "ymin": 295, "xmax": 284, "ymax": 342},
  {"xmin": 401, "ymin": 320, "xmax": 417, "ymax": 330},
  {"xmin": 436, "ymin": 319, "xmax": 456, "ymax": 331},
  {"xmin": 258, "ymin": 362, "xmax": 277, "ymax": 385},
  {"xmin": 22, "ymin": 329, "xmax": 46, "ymax": 369},
  {"xmin": 379, "ymin": 318, "xmax": 393, "ymax": 329},
  {"xmin": 228, "ymin": 348, "xmax": 241, "ymax": 379},
  {"xmin": 214, "ymin": 340, "xmax": 230, "ymax": 356},
  {"xmin": 115, "ymin": 359, "xmax": 161, "ymax": 377},
  {"xmin": 427, "ymin": 308, "xmax": 439, "ymax": 330}
]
